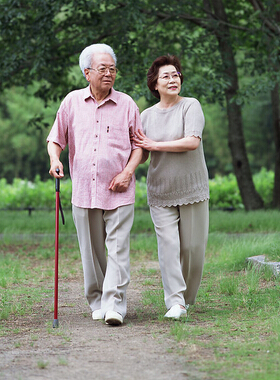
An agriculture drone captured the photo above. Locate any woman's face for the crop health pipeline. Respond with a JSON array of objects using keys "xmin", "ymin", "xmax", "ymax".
[{"xmin": 155, "ymin": 65, "xmax": 181, "ymax": 98}]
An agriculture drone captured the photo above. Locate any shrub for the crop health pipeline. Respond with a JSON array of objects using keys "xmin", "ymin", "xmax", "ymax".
[
  {"xmin": 253, "ymin": 167, "xmax": 274, "ymax": 208},
  {"xmin": 0, "ymin": 176, "xmax": 72, "ymax": 210},
  {"xmin": 0, "ymin": 168, "xmax": 275, "ymax": 210},
  {"xmin": 209, "ymin": 168, "xmax": 274, "ymax": 209},
  {"xmin": 135, "ymin": 176, "xmax": 148, "ymax": 209},
  {"xmin": 209, "ymin": 173, "xmax": 243, "ymax": 210}
]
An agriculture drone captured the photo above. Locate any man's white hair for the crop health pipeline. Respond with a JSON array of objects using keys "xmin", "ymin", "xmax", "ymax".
[{"xmin": 79, "ymin": 43, "xmax": 117, "ymax": 78}]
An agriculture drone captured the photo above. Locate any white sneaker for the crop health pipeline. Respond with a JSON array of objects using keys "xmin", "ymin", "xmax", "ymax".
[
  {"xmin": 164, "ymin": 304, "xmax": 187, "ymax": 319},
  {"xmin": 92, "ymin": 309, "xmax": 103, "ymax": 320},
  {"xmin": 105, "ymin": 311, "xmax": 123, "ymax": 326}
]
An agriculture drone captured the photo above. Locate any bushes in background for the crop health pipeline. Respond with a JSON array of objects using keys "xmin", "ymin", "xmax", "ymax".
[
  {"xmin": 209, "ymin": 167, "xmax": 274, "ymax": 209},
  {"xmin": 0, "ymin": 168, "xmax": 275, "ymax": 210}
]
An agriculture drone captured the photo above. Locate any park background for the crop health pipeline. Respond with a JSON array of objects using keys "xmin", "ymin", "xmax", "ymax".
[
  {"xmin": 0, "ymin": 1, "xmax": 280, "ymax": 380},
  {"xmin": 0, "ymin": 0, "xmax": 280, "ymax": 211}
]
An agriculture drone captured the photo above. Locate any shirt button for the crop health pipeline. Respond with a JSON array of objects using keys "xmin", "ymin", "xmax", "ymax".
[
  {"xmin": 94, "ymin": 149, "xmax": 96, "ymax": 152},
  {"xmin": 95, "ymin": 134, "xmax": 98, "ymax": 138}
]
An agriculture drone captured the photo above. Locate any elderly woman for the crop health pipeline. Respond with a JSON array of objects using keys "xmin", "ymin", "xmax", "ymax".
[{"xmin": 133, "ymin": 55, "xmax": 209, "ymax": 319}]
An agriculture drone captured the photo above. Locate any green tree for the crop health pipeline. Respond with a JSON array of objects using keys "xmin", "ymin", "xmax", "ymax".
[
  {"xmin": 0, "ymin": 86, "xmax": 58, "ymax": 182},
  {"xmin": 245, "ymin": 0, "xmax": 280, "ymax": 207}
]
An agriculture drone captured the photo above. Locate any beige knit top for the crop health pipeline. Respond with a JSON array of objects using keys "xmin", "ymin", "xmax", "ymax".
[{"xmin": 141, "ymin": 97, "xmax": 209, "ymax": 207}]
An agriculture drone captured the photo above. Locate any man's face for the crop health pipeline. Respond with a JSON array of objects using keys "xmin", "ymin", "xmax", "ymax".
[{"xmin": 84, "ymin": 53, "xmax": 116, "ymax": 94}]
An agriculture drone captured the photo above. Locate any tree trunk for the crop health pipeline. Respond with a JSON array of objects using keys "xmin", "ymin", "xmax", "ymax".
[
  {"xmin": 210, "ymin": 0, "xmax": 264, "ymax": 210},
  {"xmin": 271, "ymin": 83, "xmax": 280, "ymax": 208}
]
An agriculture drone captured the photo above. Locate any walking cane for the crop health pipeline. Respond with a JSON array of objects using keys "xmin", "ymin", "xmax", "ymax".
[{"xmin": 53, "ymin": 168, "xmax": 65, "ymax": 328}]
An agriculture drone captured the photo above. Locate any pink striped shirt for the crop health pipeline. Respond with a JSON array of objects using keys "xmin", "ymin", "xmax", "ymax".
[{"xmin": 47, "ymin": 86, "xmax": 143, "ymax": 209}]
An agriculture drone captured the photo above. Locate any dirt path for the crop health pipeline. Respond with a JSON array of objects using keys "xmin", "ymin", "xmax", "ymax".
[{"xmin": 0, "ymin": 261, "xmax": 207, "ymax": 380}]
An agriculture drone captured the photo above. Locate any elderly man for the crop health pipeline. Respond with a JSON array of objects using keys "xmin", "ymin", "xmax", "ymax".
[{"xmin": 47, "ymin": 43, "xmax": 143, "ymax": 326}]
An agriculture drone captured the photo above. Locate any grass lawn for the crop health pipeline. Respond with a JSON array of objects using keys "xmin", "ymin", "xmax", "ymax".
[{"xmin": 0, "ymin": 209, "xmax": 280, "ymax": 379}]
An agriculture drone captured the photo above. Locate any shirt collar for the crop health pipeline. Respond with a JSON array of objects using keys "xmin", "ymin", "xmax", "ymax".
[{"xmin": 83, "ymin": 85, "xmax": 118, "ymax": 105}]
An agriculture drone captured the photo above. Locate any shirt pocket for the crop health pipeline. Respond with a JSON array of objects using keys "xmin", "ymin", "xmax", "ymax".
[{"xmin": 105, "ymin": 124, "xmax": 131, "ymax": 154}]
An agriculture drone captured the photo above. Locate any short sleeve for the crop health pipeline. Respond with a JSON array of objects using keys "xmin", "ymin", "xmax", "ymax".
[
  {"xmin": 46, "ymin": 100, "xmax": 69, "ymax": 150},
  {"xmin": 130, "ymin": 103, "xmax": 143, "ymax": 150},
  {"xmin": 183, "ymin": 99, "xmax": 205, "ymax": 139}
]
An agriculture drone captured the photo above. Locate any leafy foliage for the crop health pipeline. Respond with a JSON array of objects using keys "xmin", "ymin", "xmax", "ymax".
[
  {"xmin": 253, "ymin": 167, "xmax": 274, "ymax": 207},
  {"xmin": 1, "ymin": 0, "xmax": 280, "ymax": 209},
  {"xmin": 0, "ymin": 175, "xmax": 72, "ymax": 210},
  {"xmin": 134, "ymin": 177, "xmax": 148, "ymax": 209},
  {"xmin": 0, "ymin": 169, "xmax": 275, "ymax": 211},
  {"xmin": 209, "ymin": 173, "xmax": 243, "ymax": 210},
  {"xmin": 2, "ymin": 0, "xmax": 278, "ymax": 102},
  {"xmin": 209, "ymin": 168, "xmax": 275, "ymax": 209}
]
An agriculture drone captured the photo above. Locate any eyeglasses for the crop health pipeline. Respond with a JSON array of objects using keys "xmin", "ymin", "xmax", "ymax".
[
  {"xmin": 87, "ymin": 67, "xmax": 118, "ymax": 75},
  {"xmin": 158, "ymin": 72, "xmax": 181, "ymax": 81}
]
